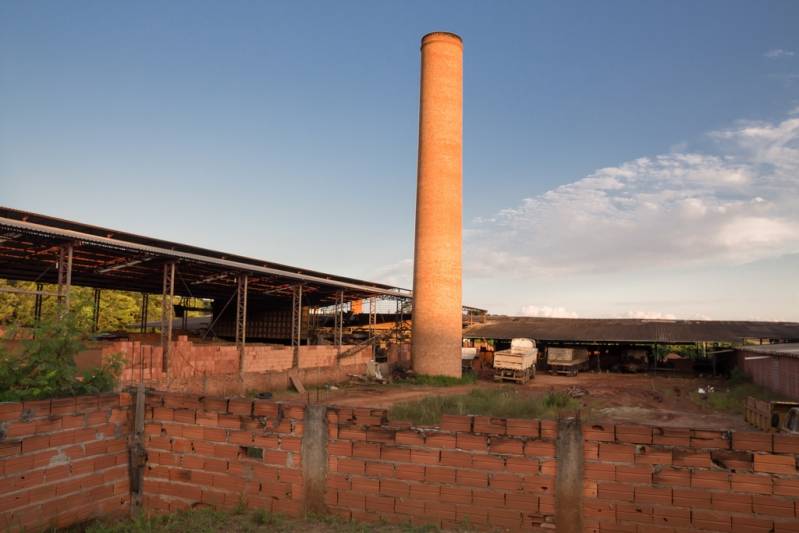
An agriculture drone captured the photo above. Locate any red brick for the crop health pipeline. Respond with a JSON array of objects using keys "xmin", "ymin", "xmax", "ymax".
[
  {"xmin": 506, "ymin": 456, "xmax": 538, "ymax": 475},
  {"xmin": 425, "ymin": 433, "xmax": 456, "ymax": 448},
  {"xmin": 635, "ymin": 447, "xmax": 672, "ymax": 465},
  {"xmin": 691, "ymin": 429, "xmax": 731, "ymax": 449},
  {"xmin": 424, "ymin": 465, "xmax": 456, "ymax": 483},
  {"xmin": 598, "ymin": 442, "xmax": 635, "ymax": 463},
  {"xmin": 339, "ymin": 426, "xmax": 367, "ymax": 441},
  {"xmin": 773, "ymin": 434, "xmax": 799, "ymax": 454},
  {"xmin": 328, "ymin": 439, "xmax": 352, "ymax": 456},
  {"xmin": 441, "ymin": 450, "xmax": 472, "ymax": 467},
  {"xmin": 365, "ymin": 460, "xmax": 395, "ymax": 477},
  {"xmin": 217, "ymin": 414, "xmax": 242, "ymax": 429},
  {"xmin": 712, "ymin": 491, "xmax": 752, "ymax": 513},
  {"xmin": 673, "ymin": 449, "xmax": 712, "ymax": 467},
  {"xmin": 691, "ymin": 470, "xmax": 730, "ymax": 490},
  {"xmin": 456, "ymin": 432, "xmax": 487, "ymax": 451},
  {"xmin": 50, "ymin": 398, "xmax": 77, "ymax": 416},
  {"xmin": 489, "ymin": 471, "xmax": 523, "ymax": 490},
  {"xmin": 366, "ymin": 428, "xmax": 395, "ymax": 443},
  {"xmin": 338, "ymin": 457, "xmax": 365, "ymax": 475},
  {"xmin": 456, "ymin": 469, "xmax": 488, "ymax": 487},
  {"xmin": 409, "ymin": 482, "xmax": 439, "ymax": 501},
  {"xmin": 616, "ymin": 501, "xmax": 652, "ymax": 523},
  {"xmin": 652, "ymin": 427, "xmax": 690, "ymax": 447},
  {"xmin": 506, "ymin": 418, "xmax": 539, "ymax": 437},
  {"xmin": 380, "ymin": 479, "xmax": 410, "ymax": 498},
  {"xmin": 597, "ymin": 482, "xmax": 634, "ymax": 502},
  {"xmin": 381, "ymin": 445, "xmax": 411, "ymax": 463},
  {"xmin": 352, "ymin": 441, "xmax": 381, "ymax": 459},
  {"xmin": 733, "ymin": 432, "xmax": 773, "ymax": 452},
  {"xmin": 506, "ymin": 491, "xmax": 538, "ymax": 512},
  {"xmin": 731, "ymin": 473, "xmax": 773, "ymax": 494},
  {"xmin": 525, "ymin": 439, "xmax": 556, "ymax": 458},
  {"xmin": 693, "ymin": 509, "xmax": 732, "ymax": 531},
  {"xmin": 489, "ymin": 437, "xmax": 524, "ymax": 455},
  {"xmin": 754, "ymin": 453, "xmax": 796, "ymax": 474},
  {"xmin": 366, "ymin": 494, "xmax": 395, "ymax": 513},
  {"xmin": 0, "ymin": 401, "xmax": 22, "ymax": 421},
  {"xmin": 634, "ymin": 486, "xmax": 671, "ymax": 505},
  {"xmin": 252, "ymin": 400, "xmax": 278, "ymax": 417},
  {"xmin": 471, "ymin": 454, "xmax": 504, "ymax": 471},
  {"xmin": 583, "ymin": 423, "xmax": 614, "ymax": 442},
  {"xmin": 172, "ymin": 408, "xmax": 195, "ymax": 424},
  {"xmin": 540, "ymin": 420, "xmax": 557, "ymax": 438},
  {"xmin": 395, "ymin": 463, "xmax": 424, "ymax": 481},
  {"xmin": 473, "ymin": 416, "xmax": 506, "ymax": 435},
  {"xmin": 752, "ymin": 495, "xmax": 795, "ymax": 517},
  {"xmin": 5, "ymin": 421, "xmax": 36, "ymax": 438},
  {"xmin": 351, "ymin": 475, "xmax": 379, "ymax": 493},
  {"xmin": 652, "ymin": 505, "xmax": 690, "ymax": 528},
  {"xmin": 673, "ymin": 487, "xmax": 711, "ymax": 509},
  {"xmin": 585, "ymin": 462, "xmax": 615, "ymax": 481},
  {"xmin": 439, "ymin": 485, "xmax": 471, "ymax": 503},
  {"xmin": 227, "ymin": 398, "xmax": 252, "ymax": 416},
  {"xmin": 411, "ymin": 448, "xmax": 439, "ymax": 465},
  {"xmin": 440, "ymin": 414, "xmax": 471, "ymax": 432},
  {"xmin": 616, "ymin": 425, "xmax": 652, "ymax": 444},
  {"xmin": 395, "ymin": 430, "xmax": 425, "ymax": 446},
  {"xmin": 773, "ymin": 478, "xmax": 799, "ymax": 497},
  {"xmin": 732, "ymin": 515, "xmax": 774, "ymax": 533}
]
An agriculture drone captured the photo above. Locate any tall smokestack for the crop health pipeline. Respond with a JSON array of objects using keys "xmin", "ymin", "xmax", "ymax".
[{"xmin": 411, "ymin": 32, "xmax": 463, "ymax": 378}]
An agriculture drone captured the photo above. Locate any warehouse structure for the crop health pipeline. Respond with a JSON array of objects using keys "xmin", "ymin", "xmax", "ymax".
[
  {"xmin": 736, "ymin": 343, "xmax": 799, "ymax": 400},
  {"xmin": 0, "ymin": 206, "xmax": 422, "ymax": 379}
]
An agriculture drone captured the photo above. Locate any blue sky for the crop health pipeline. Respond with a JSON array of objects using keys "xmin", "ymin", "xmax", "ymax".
[{"xmin": 1, "ymin": 1, "xmax": 798, "ymax": 320}]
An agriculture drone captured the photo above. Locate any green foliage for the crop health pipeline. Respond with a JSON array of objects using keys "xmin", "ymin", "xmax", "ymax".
[
  {"xmin": 691, "ymin": 371, "xmax": 784, "ymax": 415},
  {"xmin": 389, "ymin": 387, "xmax": 579, "ymax": 425},
  {"xmin": 0, "ymin": 278, "xmax": 165, "ymax": 333},
  {"xmin": 0, "ymin": 315, "xmax": 122, "ymax": 401},
  {"xmin": 80, "ymin": 508, "xmax": 440, "ymax": 533},
  {"xmin": 395, "ymin": 373, "xmax": 477, "ymax": 387}
]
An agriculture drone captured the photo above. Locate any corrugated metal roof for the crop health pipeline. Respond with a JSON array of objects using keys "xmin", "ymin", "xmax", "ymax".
[
  {"xmin": 463, "ymin": 316, "xmax": 799, "ymax": 343},
  {"xmin": 738, "ymin": 343, "xmax": 799, "ymax": 358}
]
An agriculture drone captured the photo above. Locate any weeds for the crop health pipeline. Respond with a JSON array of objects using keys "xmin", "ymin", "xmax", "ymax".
[
  {"xmin": 388, "ymin": 387, "xmax": 579, "ymax": 425},
  {"xmin": 394, "ymin": 373, "xmax": 477, "ymax": 387},
  {"xmin": 692, "ymin": 370, "xmax": 784, "ymax": 414}
]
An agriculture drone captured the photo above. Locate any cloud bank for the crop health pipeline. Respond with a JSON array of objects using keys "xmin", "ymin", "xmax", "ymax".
[
  {"xmin": 468, "ymin": 112, "xmax": 799, "ymax": 277},
  {"xmin": 765, "ymin": 48, "xmax": 795, "ymax": 59}
]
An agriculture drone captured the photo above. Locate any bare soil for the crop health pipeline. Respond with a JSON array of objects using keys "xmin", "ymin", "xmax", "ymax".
[{"xmin": 286, "ymin": 372, "xmax": 753, "ymax": 430}]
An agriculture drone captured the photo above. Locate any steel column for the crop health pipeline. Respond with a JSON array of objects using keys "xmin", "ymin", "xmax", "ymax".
[
  {"xmin": 335, "ymin": 289, "xmax": 344, "ymax": 354},
  {"xmin": 92, "ymin": 288, "xmax": 101, "ymax": 333},
  {"xmin": 160, "ymin": 262, "xmax": 175, "ymax": 372},
  {"xmin": 34, "ymin": 282, "xmax": 44, "ymax": 324},
  {"xmin": 235, "ymin": 274, "xmax": 248, "ymax": 372},
  {"xmin": 291, "ymin": 284, "xmax": 303, "ymax": 367},
  {"xmin": 140, "ymin": 293, "xmax": 149, "ymax": 333},
  {"xmin": 56, "ymin": 243, "xmax": 73, "ymax": 314}
]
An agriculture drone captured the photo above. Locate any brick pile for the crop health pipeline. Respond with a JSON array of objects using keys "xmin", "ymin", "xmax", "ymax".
[
  {"xmin": 583, "ymin": 422, "xmax": 799, "ymax": 532},
  {"xmin": 324, "ymin": 408, "xmax": 558, "ymax": 531},
  {"xmin": 141, "ymin": 392, "xmax": 305, "ymax": 515},
  {"xmin": 0, "ymin": 394, "xmax": 132, "ymax": 531}
]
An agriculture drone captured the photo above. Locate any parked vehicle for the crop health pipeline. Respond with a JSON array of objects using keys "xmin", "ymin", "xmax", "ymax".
[
  {"xmin": 493, "ymin": 338, "xmax": 537, "ymax": 384},
  {"xmin": 547, "ymin": 347, "xmax": 589, "ymax": 376},
  {"xmin": 745, "ymin": 397, "xmax": 799, "ymax": 433}
]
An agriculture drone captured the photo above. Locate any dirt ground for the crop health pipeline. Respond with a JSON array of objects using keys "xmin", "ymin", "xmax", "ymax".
[{"xmin": 287, "ymin": 372, "xmax": 754, "ymax": 431}]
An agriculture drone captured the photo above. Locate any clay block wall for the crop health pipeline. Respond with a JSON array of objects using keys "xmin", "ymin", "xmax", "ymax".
[
  {"xmin": 102, "ymin": 337, "xmax": 371, "ymax": 389},
  {"xmin": 583, "ymin": 422, "xmax": 799, "ymax": 533},
  {"xmin": 324, "ymin": 408, "xmax": 558, "ymax": 531},
  {"xmin": 0, "ymin": 394, "xmax": 132, "ymax": 531},
  {"xmin": 141, "ymin": 392, "xmax": 305, "ymax": 516}
]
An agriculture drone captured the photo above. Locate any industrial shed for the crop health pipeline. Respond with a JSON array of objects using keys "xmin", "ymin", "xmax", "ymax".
[
  {"xmin": 464, "ymin": 316, "xmax": 799, "ymax": 344},
  {"xmin": 736, "ymin": 343, "xmax": 799, "ymax": 400}
]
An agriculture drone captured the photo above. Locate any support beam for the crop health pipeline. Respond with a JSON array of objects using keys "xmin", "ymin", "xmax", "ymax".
[
  {"xmin": 291, "ymin": 284, "xmax": 303, "ymax": 367},
  {"xmin": 160, "ymin": 262, "xmax": 175, "ymax": 372},
  {"xmin": 92, "ymin": 288, "xmax": 101, "ymax": 333},
  {"xmin": 334, "ymin": 289, "xmax": 344, "ymax": 356},
  {"xmin": 34, "ymin": 282, "xmax": 44, "ymax": 324},
  {"xmin": 56, "ymin": 243, "xmax": 73, "ymax": 315},
  {"xmin": 236, "ymin": 274, "xmax": 248, "ymax": 372},
  {"xmin": 139, "ymin": 293, "xmax": 149, "ymax": 333}
]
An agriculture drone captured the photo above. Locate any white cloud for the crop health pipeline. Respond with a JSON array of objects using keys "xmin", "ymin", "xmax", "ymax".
[
  {"xmin": 467, "ymin": 112, "xmax": 799, "ymax": 277},
  {"xmin": 765, "ymin": 48, "xmax": 795, "ymax": 59},
  {"xmin": 519, "ymin": 305, "xmax": 579, "ymax": 318},
  {"xmin": 370, "ymin": 258, "xmax": 412, "ymax": 287}
]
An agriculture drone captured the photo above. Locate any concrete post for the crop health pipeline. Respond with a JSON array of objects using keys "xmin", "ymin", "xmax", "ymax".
[
  {"xmin": 411, "ymin": 31, "xmax": 464, "ymax": 377},
  {"xmin": 301, "ymin": 405, "xmax": 328, "ymax": 514},
  {"xmin": 555, "ymin": 417, "xmax": 584, "ymax": 533}
]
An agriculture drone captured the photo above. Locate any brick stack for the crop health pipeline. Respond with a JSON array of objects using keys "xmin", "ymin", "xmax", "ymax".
[
  {"xmin": 0, "ymin": 394, "xmax": 132, "ymax": 531},
  {"xmin": 324, "ymin": 409, "xmax": 557, "ymax": 531},
  {"xmin": 583, "ymin": 422, "xmax": 799, "ymax": 532},
  {"xmin": 141, "ymin": 392, "xmax": 305, "ymax": 515}
]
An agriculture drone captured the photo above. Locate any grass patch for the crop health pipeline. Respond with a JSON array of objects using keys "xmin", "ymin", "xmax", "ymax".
[
  {"xmin": 691, "ymin": 369, "xmax": 785, "ymax": 415},
  {"xmin": 394, "ymin": 373, "xmax": 477, "ymax": 387},
  {"xmin": 75, "ymin": 507, "xmax": 444, "ymax": 533},
  {"xmin": 388, "ymin": 387, "xmax": 580, "ymax": 425}
]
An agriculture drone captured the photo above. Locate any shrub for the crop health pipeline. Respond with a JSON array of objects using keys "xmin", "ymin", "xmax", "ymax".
[{"xmin": 0, "ymin": 314, "xmax": 123, "ymax": 401}]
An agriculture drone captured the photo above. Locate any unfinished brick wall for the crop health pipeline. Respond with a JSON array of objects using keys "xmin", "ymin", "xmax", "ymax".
[
  {"xmin": 141, "ymin": 391, "xmax": 306, "ymax": 515},
  {"xmin": 0, "ymin": 394, "xmax": 132, "ymax": 531},
  {"xmin": 583, "ymin": 422, "xmax": 799, "ymax": 532},
  {"xmin": 100, "ymin": 337, "xmax": 372, "ymax": 394},
  {"xmin": 324, "ymin": 408, "xmax": 558, "ymax": 530}
]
